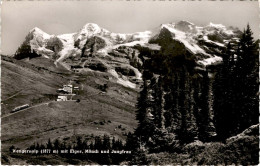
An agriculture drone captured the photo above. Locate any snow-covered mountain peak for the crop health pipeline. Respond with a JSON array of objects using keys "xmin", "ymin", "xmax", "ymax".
[
  {"xmin": 208, "ymin": 22, "xmax": 226, "ymax": 29},
  {"xmin": 175, "ymin": 20, "xmax": 195, "ymax": 26},
  {"xmin": 74, "ymin": 23, "xmax": 111, "ymax": 48},
  {"xmin": 159, "ymin": 21, "xmax": 197, "ymax": 34},
  {"xmin": 205, "ymin": 22, "xmax": 235, "ymax": 36},
  {"xmin": 29, "ymin": 27, "xmax": 51, "ymax": 40},
  {"xmin": 158, "ymin": 23, "xmax": 207, "ymax": 55},
  {"xmin": 152, "ymin": 21, "xmax": 241, "ymax": 66},
  {"xmin": 175, "ymin": 21, "xmax": 196, "ymax": 33},
  {"xmin": 80, "ymin": 23, "xmax": 103, "ymax": 34},
  {"xmin": 77, "ymin": 23, "xmax": 111, "ymax": 36},
  {"xmin": 30, "ymin": 27, "xmax": 44, "ymax": 33}
]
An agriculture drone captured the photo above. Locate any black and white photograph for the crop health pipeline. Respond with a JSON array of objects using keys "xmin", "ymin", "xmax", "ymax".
[{"xmin": 1, "ymin": 0, "xmax": 259, "ymax": 165}]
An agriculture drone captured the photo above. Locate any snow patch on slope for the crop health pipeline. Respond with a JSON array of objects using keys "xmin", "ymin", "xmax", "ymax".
[
  {"xmin": 198, "ymin": 56, "xmax": 223, "ymax": 66},
  {"xmin": 108, "ymin": 69, "xmax": 136, "ymax": 88},
  {"xmin": 56, "ymin": 33, "xmax": 78, "ymax": 62},
  {"xmin": 208, "ymin": 22, "xmax": 225, "ymax": 29},
  {"xmin": 203, "ymin": 36, "xmax": 225, "ymax": 47}
]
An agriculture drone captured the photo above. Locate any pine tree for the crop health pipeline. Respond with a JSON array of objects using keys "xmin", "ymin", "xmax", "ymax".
[
  {"xmin": 163, "ymin": 89, "xmax": 174, "ymax": 130},
  {"xmin": 178, "ymin": 69, "xmax": 198, "ymax": 143},
  {"xmin": 135, "ymin": 77, "xmax": 155, "ymax": 144},
  {"xmin": 152, "ymin": 76, "xmax": 164, "ymax": 129},
  {"xmin": 94, "ymin": 136, "xmax": 102, "ymax": 150},
  {"xmin": 102, "ymin": 134, "xmax": 111, "ymax": 149},
  {"xmin": 197, "ymin": 71, "xmax": 216, "ymax": 141},
  {"xmin": 46, "ymin": 138, "xmax": 53, "ymax": 150},
  {"xmin": 76, "ymin": 136, "xmax": 83, "ymax": 149},
  {"xmin": 53, "ymin": 139, "xmax": 61, "ymax": 150},
  {"xmin": 36, "ymin": 142, "xmax": 40, "ymax": 150},
  {"xmin": 235, "ymin": 24, "xmax": 259, "ymax": 132}
]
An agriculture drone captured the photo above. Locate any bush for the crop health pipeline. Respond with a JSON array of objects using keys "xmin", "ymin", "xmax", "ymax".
[
  {"xmin": 183, "ymin": 140, "xmax": 205, "ymax": 158},
  {"xmin": 66, "ymin": 158, "xmax": 81, "ymax": 165},
  {"xmin": 26, "ymin": 158, "xmax": 44, "ymax": 165},
  {"xmin": 36, "ymin": 156, "xmax": 49, "ymax": 161},
  {"xmin": 45, "ymin": 159, "xmax": 62, "ymax": 165},
  {"xmin": 1, "ymin": 155, "xmax": 9, "ymax": 164},
  {"xmin": 9, "ymin": 145, "xmax": 15, "ymax": 152},
  {"xmin": 98, "ymin": 84, "xmax": 108, "ymax": 92},
  {"xmin": 129, "ymin": 150, "xmax": 148, "ymax": 165}
]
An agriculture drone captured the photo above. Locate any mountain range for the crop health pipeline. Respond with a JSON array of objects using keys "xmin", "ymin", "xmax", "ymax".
[{"xmin": 15, "ymin": 20, "xmax": 242, "ymax": 88}]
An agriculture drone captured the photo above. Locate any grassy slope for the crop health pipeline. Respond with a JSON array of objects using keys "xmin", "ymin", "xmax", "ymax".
[
  {"xmin": 1, "ymin": 56, "xmax": 69, "ymax": 115},
  {"xmin": 1, "ymin": 56, "xmax": 138, "ymax": 164}
]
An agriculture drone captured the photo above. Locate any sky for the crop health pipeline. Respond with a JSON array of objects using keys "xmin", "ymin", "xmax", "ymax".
[{"xmin": 1, "ymin": 1, "xmax": 259, "ymax": 55}]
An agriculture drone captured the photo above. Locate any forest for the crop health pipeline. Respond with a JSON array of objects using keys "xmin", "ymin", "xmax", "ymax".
[
  {"xmin": 131, "ymin": 24, "xmax": 259, "ymax": 163},
  {"xmin": 134, "ymin": 24, "xmax": 258, "ymax": 145}
]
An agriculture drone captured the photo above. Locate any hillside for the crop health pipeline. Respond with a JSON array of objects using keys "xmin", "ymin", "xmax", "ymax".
[
  {"xmin": 1, "ymin": 55, "xmax": 138, "ymax": 164},
  {"xmin": 1, "ymin": 56, "xmax": 69, "ymax": 115}
]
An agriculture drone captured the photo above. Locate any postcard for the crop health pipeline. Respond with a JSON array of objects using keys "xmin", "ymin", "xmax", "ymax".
[{"xmin": 1, "ymin": 0, "xmax": 259, "ymax": 165}]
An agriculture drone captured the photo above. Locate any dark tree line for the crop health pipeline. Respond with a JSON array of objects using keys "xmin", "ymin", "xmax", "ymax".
[
  {"xmin": 17, "ymin": 134, "xmax": 134, "ymax": 164},
  {"xmin": 133, "ymin": 25, "xmax": 259, "ymax": 152},
  {"xmin": 213, "ymin": 25, "xmax": 259, "ymax": 140}
]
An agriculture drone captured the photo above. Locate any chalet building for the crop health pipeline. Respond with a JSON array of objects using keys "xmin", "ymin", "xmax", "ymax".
[
  {"xmin": 57, "ymin": 95, "xmax": 67, "ymax": 101},
  {"xmin": 56, "ymin": 83, "xmax": 79, "ymax": 101},
  {"xmin": 63, "ymin": 85, "xmax": 73, "ymax": 94}
]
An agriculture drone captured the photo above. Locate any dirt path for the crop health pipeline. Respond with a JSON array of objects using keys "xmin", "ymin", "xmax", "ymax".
[
  {"xmin": 2, "ymin": 90, "xmax": 24, "ymax": 102},
  {"xmin": 1, "ymin": 101, "xmax": 52, "ymax": 119}
]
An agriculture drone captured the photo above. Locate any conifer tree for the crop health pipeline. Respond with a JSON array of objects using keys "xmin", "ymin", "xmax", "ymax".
[
  {"xmin": 54, "ymin": 139, "xmax": 61, "ymax": 150},
  {"xmin": 102, "ymin": 135, "xmax": 111, "ymax": 149},
  {"xmin": 234, "ymin": 24, "xmax": 259, "ymax": 132},
  {"xmin": 135, "ymin": 77, "xmax": 155, "ymax": 143},
  {"xmin": 46, "ymin": 138, "xmax": 53, "ymax": 150},
  {"xmin": 152, "ymin": 76, "xmax": 164, "ymax": 129}
]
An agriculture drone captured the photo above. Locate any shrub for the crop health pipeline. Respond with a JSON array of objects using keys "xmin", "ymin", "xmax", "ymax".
[
  {"xmin": 66, "ymin": 158, "xmax": 81, "ymax": 165},
  {"xmin": 1, "ymin": 155, "xmax": 9, "ymax": 164},
  {"xmin": 129, "ymin": 150, "xmax": 148, "ymax": 165},
  {"xmin": 45, "ymin": 159, "xmax": 62, "ymax": 165},
  {"xmin": 26, "ymin": 158, "xmax": 44, "ymax": 165}
]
